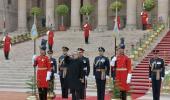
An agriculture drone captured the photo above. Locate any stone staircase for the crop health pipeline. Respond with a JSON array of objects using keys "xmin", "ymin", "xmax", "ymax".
[
  {"xmin": 0, "ymin": 30, "xmax": 146, "ymax": 96},
  {"xmin": 130, "ymin": 30, "xmax": 170, "ymax": 99}
]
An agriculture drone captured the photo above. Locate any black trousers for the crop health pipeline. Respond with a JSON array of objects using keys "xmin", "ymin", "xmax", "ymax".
[
  {"xmin": 38, "ymin": 88, "xmax": 47, "ymax": 100},
  {"xmin": 152, "ymin": 78, "xmax": 161, "ymax": 100},
  {"xmin": 80, "ymin": 80, "xmax": 87, "ymax": 99},
  {"xmin": 48, "ymin": 78, "xmax": 54, "ymax": 94},
  {"xmin": 60, "ymin": 77, "xmax": 68, "ymax": 98},
  {"xmin": 4, "ymin": 51, "xmax": 9, "ymax": 60},
  {"xmin": 96, "ymin": 79, "xmax": 106, "ymax": 100},
  {"xmin": 48, "ymin": 44, "xmax": 53, "ymax": 51},
  {"xmin": 120, "ymin": 91, "xmax": 127, "ymax": 100},
  {"xmin": 142, "ymin": 24, "xmax": 147, "ymax": 30},
  {"xmin": 71, "ymin": 89, "xmax": 80, "ymax": 100},
  {"xmin": 85, "ymin": 36, "xmax": 89, "ymax": 44}
]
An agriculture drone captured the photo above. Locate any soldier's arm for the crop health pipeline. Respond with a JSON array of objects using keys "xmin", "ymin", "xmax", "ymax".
[
  {"xmin": 53, "ymin": 58, "xmax": 57, "ymax": 73},
  {"xmin": 86, "ymin": 58, "xmax": 90, "ymax": 76},
  {"xmin": 47, "ymin": 57, "xmax": 52, "ymax": 71},
  {"xmin": 106, "ymin": 57, "xmax": 110, "ymax": 76},
  {"xmin": 149, "ymin": 59, "xmax": 152, "ymax": 78},
  {"xmin": 58, "ymin": 57, "xmax": 61, "ymax": 71},
  {"xmin": 79, "ymin": 60, "xmax": 84, "ymax": 79},
  {"xmin": 127, "ymin": 57, "xmax": 132, "ymax": 73},
  {"xmin": 162, "ymin": 59, "xmax": 165, "ymax": 77},
  {"xmin": 93, "ymin": 58, "xmax": 96, "ymax": 76},
  {"xmin": 33, "ymin": 56, "xmax": 38, "ymax": 67}
]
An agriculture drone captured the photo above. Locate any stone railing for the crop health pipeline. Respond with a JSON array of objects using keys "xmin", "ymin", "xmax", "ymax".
[
  {"xmin": 0, "ymin": 27, "xmax": 47, "ymax": 48},
  {"xmin": 130, "ymin": 24, "xmax": 165, "ymax": 61}
]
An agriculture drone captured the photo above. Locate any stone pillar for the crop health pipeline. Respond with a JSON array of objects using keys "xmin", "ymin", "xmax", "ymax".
[
  {"xmin": 158, "ymin": 0, "xmax": 169, "ymax": 25},
  {"xmin": 83, "ymin": 0, "xmax": 90, "ymax": 4},
  {"xmin": 70, "ymin": 0, "xmax": 81, "ymax": 31},
  {"xmin": 46, "ymin": 0, "xmax": 55, "ymax": 29},
  {"xmin": 96, "ymin": 0, "xmax": 107, "ymax": 31},
  {"xmin": 18, "ymin": 0, "xmax": 27, "ymax": 32},
  {"xmin": 126, "ymin": 0, "xmax": 137, "ymax": 30}
]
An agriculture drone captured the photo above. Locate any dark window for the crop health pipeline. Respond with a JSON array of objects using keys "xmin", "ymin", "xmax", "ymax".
[{"xmin": 8, "ymin": 0, "xmax": 12, "ymax": 5}]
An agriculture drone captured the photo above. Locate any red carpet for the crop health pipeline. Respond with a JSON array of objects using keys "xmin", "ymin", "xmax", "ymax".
[
  {"xmin": 54, "ymin": 93, "xmax": 111, "ymax": 100},
  {"xmin": 131, "ymin": 31, "xmax": 170, "ymax": 100}
]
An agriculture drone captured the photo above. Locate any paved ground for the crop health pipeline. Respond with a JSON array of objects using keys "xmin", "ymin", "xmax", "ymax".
[{"xmin": 0, "ymin": 29, "xmax": 150, "ymax": 100}]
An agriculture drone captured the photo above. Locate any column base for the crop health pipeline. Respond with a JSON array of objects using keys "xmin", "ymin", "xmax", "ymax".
[
  {"xmin": 125, "ymin": 24, "xmax": 136, "ymax": 31},
  {"xmin": 17, "ymin": 27, "xmax": 28, "ymax": 33},
  {"xmin": 95, "ymin": 25, "xmax": 107, "ymax": 32},
  {"xmin": 69, "ymin": 26, "xmax": 81, "ymax": 32}
]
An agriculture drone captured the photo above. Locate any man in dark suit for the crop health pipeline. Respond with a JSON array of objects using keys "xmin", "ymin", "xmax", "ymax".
[
  {"xmin": 149, "ymin": 50, "xmax": 165, "ymax": 100},
  {"xmin": 65, "ymin": 51, "xmax": 84, "ymax": 100}
]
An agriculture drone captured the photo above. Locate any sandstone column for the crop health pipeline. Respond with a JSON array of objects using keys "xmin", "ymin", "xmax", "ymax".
[
  {"xmin": 46, "ymin": 0, "xmax": 55, "ymax": 29},
  {"xmin": 126, "ymin": 0, "xmax": 137, "ymax": 30},
  {"xmin": 158, "ymin": 0, "xmax": 169, "ymax": 25},
  {"xmin": 18, "ymin": 0, "xmax": 27, "ymax": 32},
  {"xmin": 70, "ymin": 0, "xmax": 81, "ymax": 31},
  {"xmin": 96, "ymin": 0, "xmax": 107, "ymax": 31}
]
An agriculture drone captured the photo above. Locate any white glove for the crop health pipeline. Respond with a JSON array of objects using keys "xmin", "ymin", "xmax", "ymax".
[
  {"xmin": 32, "ymin": 55, "xmax": 37, "ymax": 64},
  {"xmin": 54, "ymin": 73, "xmax": 59, "ymax": 79},
  {"xmin": 106, "ymin": 76, "xmax": 109, "ymax": 79},
  {"xmin": 149, "ymin": 78, "xmax": 151, "ymax": 81},
  {"xmin": 46, "ymin": 71, "xmax": 52, "ymax": 81},
  {"xmin": 92, "ymin": 76, "xmax": 95, "ymax": 79},
  {"xmin": 126, "ymin": 74, "xmax": 132, "ymax": 84},
  {"xmin": 161, "ymin": 77, "xmax": 164, "ymax": 81},
  {"xmin": 110, "ymin": 57, "xmax": 116, "ymax": 66},
  {"xmin": 85, "ymin": 76, "xmax": 88, "ymax": 79}
]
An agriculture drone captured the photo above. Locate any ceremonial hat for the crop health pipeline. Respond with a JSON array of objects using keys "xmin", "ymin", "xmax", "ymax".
[
  {"xmin": 62, "ymin": 46, "xmax": 69, "ymax": 51},
  {"xmin": 98, "ymin": 47, "xmax": 105, "ymax": 52},
  {"xmin": 119, "ymin": 37, "xmax": 125, "ymax": 49},
  {"xmin": 77, "ymin": 48, "xmax": 85, "ymax": 52},
  {"xmin": 153, "ymin": 50, "xmax": 159, "ymax": 54},
  {"xmin": 47, "ymin": 50, "xmax": 53, "ymax": 54},
  {"xmin": 40, "ymin": 45, "xmax": 46, "ymax": 51}
]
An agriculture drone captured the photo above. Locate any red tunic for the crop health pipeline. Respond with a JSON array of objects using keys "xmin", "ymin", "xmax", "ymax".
[
  {"xmin": 113, "ymin": 54, "xmax": 131, "ymax": 91},
  {"xmin": 3, "ymin": 36, "xmax": 11, "ymax": 53},
  {"xmin": 47, "ymin": 31, "xmax": 54, "ymax": 46},
  {"xmin": 141, "ymin": 11, "xmax": 148, "ymax": 25},
  {"xmin": 34, "ymin": 55, "xmax": 51, "ymax": 88},
  {"xmin": 117, "ymin": 16, "xmax": 121, "ymax": 30},
  {"xmin": 83, "ymin": 24, "xmax": 91, "ymax": 38}
]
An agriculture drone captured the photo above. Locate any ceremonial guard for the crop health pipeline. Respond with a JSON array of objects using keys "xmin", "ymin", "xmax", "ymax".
[
  {"xmin": 77, "ymin": 48, "xmax": 90, "ymax": 100},
  {"xmin": 47, "ymin": 50, "xmax": 57, "ymax": 98},
  {"xmin": 83, "ymin": 22, "xmax": 91, "ymax": 44},
  {"xmin": 3, "ymin": 33, "xmax": 11, "ymax": 60},
  {"xmin": 149, "ymin": 50, "xmax": 165, "ymax": 100},
  {"xmin": 46, "ymin": 28, "xmax": 54, "ymax": 51},
  {"xmin": 141, "ymin": 10, "xmax": 148, "ymax": 30},
  {"xmin": 110, "ymin": 38, "xmax": 132, "ymax": 100},
  {"xmin": 66, "ymin": 51, "xmax": 84, "ymax": 100},
  {"xmin": 33, "ymin": 46, "xmax": 51, "ymax": 100},
  {"xmin": 58, "ymin": 46, "xmax": 69, "ymax": 99},
  {"xmin": 93, "ymin": 47, "xmax": 110, "ymax": 100}
]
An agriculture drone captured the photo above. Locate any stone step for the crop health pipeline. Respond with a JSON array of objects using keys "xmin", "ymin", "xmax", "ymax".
[
  {"xmin": 130, "ymin": 86, "xmax": 149, "ymax": 90},
  {"xmin": 131, "ymin": 79, "xmax": 149, "ymax": 83}
]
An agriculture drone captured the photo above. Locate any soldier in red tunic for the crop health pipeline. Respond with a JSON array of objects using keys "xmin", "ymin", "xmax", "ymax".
[
  {"xmin": 141, "ymin": 10, "xmax": 148, "ymax": 30},
  {"xmin": 111, "ymin": 38, "xmax": 132, "ymax": 100},
  {"xmin": 3, "ymin": 33, "xmax": 11, "ymax": 60},
  {"xmin": 33, "ymin": 46, "xmax": 51, "ymax": 100},
  {"xmin": 83, "ymin": 22, "xmax": 91, "ymax": 44},
  {"xmin": 47, "ymin": 28, "xmax": 54, "ymax": 51}
]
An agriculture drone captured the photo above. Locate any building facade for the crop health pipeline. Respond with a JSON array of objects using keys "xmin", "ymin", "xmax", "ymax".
[{"xmin": 0, "ymin": 0, "xmax": 169, "ymax": 32}]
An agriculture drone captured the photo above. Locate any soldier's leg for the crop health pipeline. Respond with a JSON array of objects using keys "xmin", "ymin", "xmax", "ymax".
[
  {"xmin": 155, "ymin": 80, "xmax": 161, "ymax": 100},
  {"xmin": 96, "ymin": 79, "xmax": 101, "ymax": 100},
  {"xmin": 121, "ymin": 91, "xmax": 127, "ymax": 100},
  {"xmin": 152, "ymin": 79, "xmax": 157, "ymax": 100},
  {"xmin": 38, "ymin": 88, "xmax": 44, "ymax": 100},
  {"xmin": 100, "ymin": 80, "xmax": 106, "ymax": 100},
  {"xmin": 43, "ymin": 88, "xmax": 48, "ymax": 100}
]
